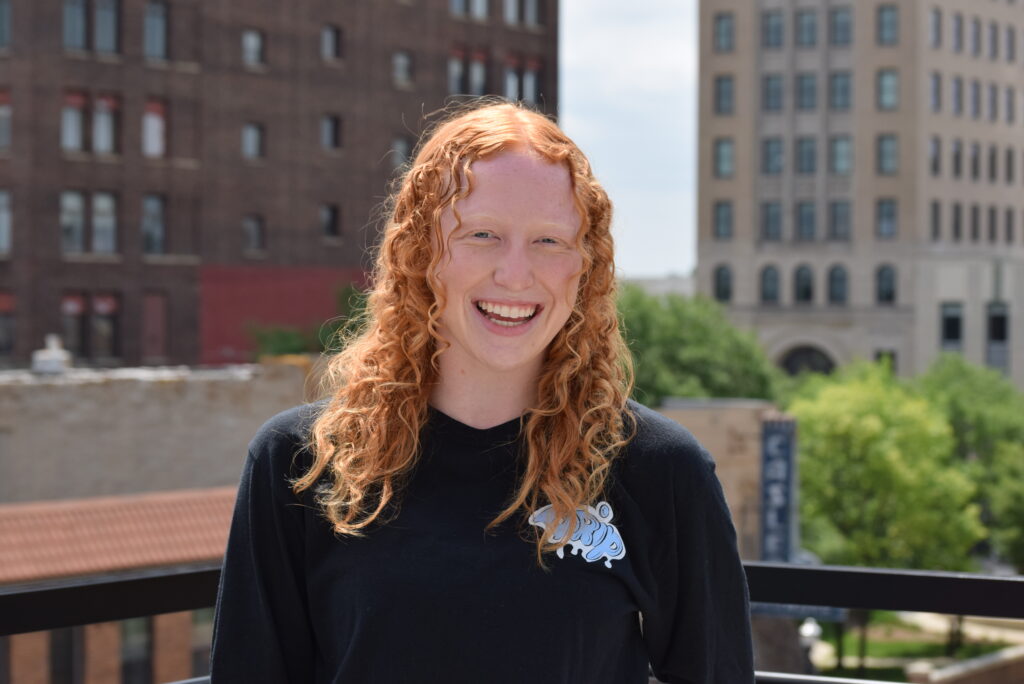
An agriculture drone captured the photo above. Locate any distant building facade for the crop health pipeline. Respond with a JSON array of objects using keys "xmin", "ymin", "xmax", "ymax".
[
  {"xmin": 698, "ymin": 0, "xmax": 1024, "ymax": 387},
  {"xmin": 0, "ymin": 0, "xmax": 558, "ymax": 366}
]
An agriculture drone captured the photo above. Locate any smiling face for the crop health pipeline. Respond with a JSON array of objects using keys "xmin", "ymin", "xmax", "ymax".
[{"xmin": 433, "ymin": 148, "xmax": 584, "ymax": 386}]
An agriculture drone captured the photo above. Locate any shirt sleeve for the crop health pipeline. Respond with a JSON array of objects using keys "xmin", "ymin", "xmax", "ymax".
[
  {"xmin": 210, "ymin": 413, "xmax": 318, "ymax": 683},
  {"xmin": 645, "ymin": 448, "xmax": 755, "ymax": 684}
]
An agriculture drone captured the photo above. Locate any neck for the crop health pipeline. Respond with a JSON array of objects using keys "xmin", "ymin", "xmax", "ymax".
[{"xmin": 430, "ymin": 357, "xmax": 541, "ymax": 429}]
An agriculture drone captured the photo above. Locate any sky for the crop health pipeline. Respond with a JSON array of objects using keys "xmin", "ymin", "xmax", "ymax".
[{"xmin": 559, "ymin": 0, "xmax": 699, "ymax": 279}]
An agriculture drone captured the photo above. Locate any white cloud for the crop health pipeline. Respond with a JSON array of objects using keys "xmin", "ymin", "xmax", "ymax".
[{"xmin": 560, "ymin": 0, "xmax": 699, "ymax": 277}]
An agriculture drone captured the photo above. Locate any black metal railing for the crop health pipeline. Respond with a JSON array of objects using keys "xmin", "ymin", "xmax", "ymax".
[{"xmin": 2, "ymin": 561, "xmax": 1023, "ymax": 683}]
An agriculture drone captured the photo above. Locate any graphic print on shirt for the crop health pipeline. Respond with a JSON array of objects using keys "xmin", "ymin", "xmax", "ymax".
[{"xmin": 528, "ymin": 501, "xmax": 626, "ymax": 568}]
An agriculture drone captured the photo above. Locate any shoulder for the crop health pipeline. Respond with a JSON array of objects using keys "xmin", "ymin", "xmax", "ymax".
[
  {"xmin": 247, "ymin": 401, "xmax": 327, "ymax": 478},
  {"xmin": 618, "ymin": 400, "xmax": 718, "ymax": 492}
]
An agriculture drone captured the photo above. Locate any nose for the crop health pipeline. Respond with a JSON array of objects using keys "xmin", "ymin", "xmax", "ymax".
[{"xmin": 493, "ymin": 243, "xmax": 535, "ymax": 291}]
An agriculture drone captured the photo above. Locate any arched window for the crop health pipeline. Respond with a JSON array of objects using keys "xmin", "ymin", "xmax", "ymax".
[
  {"xmin": 794, "ymin": 265, "xmax": 814, "ymax": 304},
  {"xmin": 827, "ymin": 265, "xmax": 848, "ymax": 305},
  {"xmin": 760, "ymin": 265, "xmax": 779, "ymax": 304},
  {"xmin": 876, "ymin": 264, "xmax": 897, "ymax": 305},
  {"xmin": 713, "ymin": 265, "xmax": 732, "ymax": 302}
]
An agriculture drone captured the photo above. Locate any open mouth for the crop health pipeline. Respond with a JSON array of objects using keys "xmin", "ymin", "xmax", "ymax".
[{"xmin": 475, "ymin": 301, "xmax": 540, "ymax": 328}]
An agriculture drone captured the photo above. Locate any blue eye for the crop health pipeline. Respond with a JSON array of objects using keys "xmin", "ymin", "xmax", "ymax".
[{"xmin": 471, "ymin": 230, "xmax": 493, "ymax": 239}]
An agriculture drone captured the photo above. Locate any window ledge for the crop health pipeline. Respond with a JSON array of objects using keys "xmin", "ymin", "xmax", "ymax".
[
  {"xmin": 243, "ymin": 249, "xmax": 268, "ymax": 259},
  {"xmin": 393, "ymin": 80, "xmax": 415, "ymax": 92},
  {"xmin": 243, "ymin": 63, "xmax": 268, "ymax": 73},
  {"xmin": 62, "ymin": 253, "xmax": 123, "ymax": 264},
  {"xmin": 322, "ymin": 236, "xmax": 343, "ymax": 247},
  {"xmin": 95, "ymin": 53, "xmax": 123, "ymax": 64},
  {"xmin": 142, "ymin": 254, "xmax": 201, "ymax": 266},
  {"xmin": 171, "ymin": 158, "xmax": 201, "ymax": 170},
  {"xmin": 95, "ymin": 153, "xmax": 122, "ymax": 164},
  {"xmin": 62, "ymin": 151, "xmax": 92, "ymax": 161}
]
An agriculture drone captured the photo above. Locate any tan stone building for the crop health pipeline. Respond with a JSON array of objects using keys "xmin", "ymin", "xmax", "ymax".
[{"xmin": 698, "ymin": 0, "xmax": 1024, "ymax": 387}]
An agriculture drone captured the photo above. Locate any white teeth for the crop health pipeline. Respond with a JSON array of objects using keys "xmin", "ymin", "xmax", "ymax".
[{"xmin": 477, "ymin": 301, "xmax": 538, "ymax": 319}]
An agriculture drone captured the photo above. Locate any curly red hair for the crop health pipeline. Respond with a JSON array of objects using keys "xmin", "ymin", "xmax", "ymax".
[{"xmin": 294, "ymin": 101, "xmax": 634, "ymax": 559}]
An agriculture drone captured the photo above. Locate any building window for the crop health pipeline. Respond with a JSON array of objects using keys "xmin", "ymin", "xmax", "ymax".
[
  {"xmin": 1007, "ymin": 148, "xmax": 1015, "ymax": 184},
  {"xmin": 448, "ymin": 52, "xmax": 465, "ymax": 94},
  {"xmin": 0, "ymin": 290, "xmax": 13, "ymax": 356},
  {"xmin": 795, "ymin": 137, "xmax": 816, "ymax": 175},
  {"xmin": 989, "ymin": 145, "xmax": 998, "ymax": 182},
  {"xmin": 94, "ymin": 0, "xmax": 119, "ymax": 54},
  {"xmin": 795, "ymin": 10, "xmax": 816, "ymax": 47},
  {"xmin": 989, "ymin": 83, "xmax": 999, "ymax": 122},
  {"xmin": 877, "ymin": 5, "xmax": 899, "ymax": 45},
  {"xmin": 191, "ymin": 608, "xmax": 215, "ymax": 677},
  {"xmin": 829, "ymin": 200, "xmax": 851, "ymax": 241},
  {"xmin": 953, "ymin": 13, "xmax": 963, "ymax": 52},
  {"xmin": 321, "ymin": 25, "xmax": 343, "ymax": 61},
  {"xmin": 468, "ymin": 53, "xmax": 489, "ymax": 96},
  {"xmin": 1008, "ymin": 208, "xmax": 1016, "ymax": 244},
  {"xmin": 970, "ymin": 142, "xmax": 980, "ymax": 180},
  {"xmin": 523, "ymin": 0, "xmax": 541, "ymax": 28},
  {"xmin": 758, "ymin": 202, "xmax": 781, "ymax": 242},
  {"xmin": 952, "ymin": 202, "xmax": 962, "ymax": 241},
  {"xmin": 242, "ymin": 29, "xmax": 264, "ymax": 66},
  {"xmin": 0, "ymin": 190, "xmax": 8, "ymax": 256},
  {"xmin": 795, "ymin": 73, "xmax": 817, "ymax": 110},
  {"xmin": 142, "ymin": 99, "xmax": 167, "ymax": 158},
  {"xmin": 143, "ymin": 1, "xmax": 167, "ymax": 60},
  {"xmin": 989, "ymin": 205, "xmax": 998, "ymax": 243},
  {"xmin": 940, "ymin": 303, "xmax": 962, "ymax": 351},
  {"xmin": 876, "ymin": 265, "xmax": 897, "ymax": 305},
  {"xmin": 91, "ymin": 191, "xmax": 117, "ymax": 254},
  {"xmin": 1008, "ymin": 26, "xmax": 1017, "ymax": 63},
  {"xmin": 827, "ymin": 265, "xmax": 848, "ymax": 306},
  {"xmin": 504, "ymin": 60, "xmax": 519, "ymax": 100},
  {"xmin": 122, "ymin": 618, "xmax": 152, "ymax": 684},
  {"xmin": 61, "ymin": 294, "xmax": 87, "ymax": 357},
  {"xmin": 392, "ymin": 51, "xmax": 413, "ymax": 88},
  {"xmin": 1007, "ymin": 88, "xmax": 1015, "ymax": 124},
  {"xmin": 320, "ymin": 115, "xmax": 341, "ymax": 150},
  {"xmin": 713, "ymin": 138, "xmax": 733, "ymax": 178},
  {"xmin": 713, "ymin": 265, "xmax": 732, "ymax": 303},
  {"xmin": 828, "ymin": 135, "xmax": 851, "ymax": 175},
  {"xmin": 713, "ymin": 200, "xmax": 732, "ymax": 241},
  {"xmin": 141, "ymin": 194, "xmax": 165, "ymax": 254},
  {"xmin": 876, "ymin": 198, "xmax": 898, "ymax": 239},
  {"xmin": 829, "ymin": 7, "xmax": 851, "ymax": 46},
  {"xmin": 63, "ymin": 0, "xmax": 87, "ymax": 50},
  {"xmin": 876, "ymin": 134, "xmax": 898, "ymax": 175},
  {"xmin": 829, "ymin": 71, "xmax": 851, "ymax": 111},
  {"xmin": 60, "ymin": 191, "xmax": 85, "ymax": 253},
  {"xmin": 0, "ymin": 91, "xmax": 9, "ymax": 153},
  {"xmin": 90, "ymin": 293, "xmax": 119, "ymax": 358},
  {"xmin": 760, "ymin": 266, "xmax": 780, "ymax": 305},
  {"xmin": 952, "ymin": 76, "xmax": 963, "ymax": 116},
  {"xmin": 971, "ymin": 204, "xmax": 980, "ymax": 241},
  {"xmin": 243, "ymin": 214, "xmax": 265, "ymax": 252},
  {"xmin": 970, "ymin": 80, "xmax": 981, "ymax": 119},
  {"xmin": 794, "ymin": 265, "xmax": 814, "ymax": 304},
  {"xmin": 762, "ymin": 10, "xmax": 783, "ymax": 49},
  {"xmin": 795, "ymin": 201, "xmax": 816, "ymax": 241},
  {"xmin": 762, "ymin": 137, "xmax": 783, "ymax": 176},
  {"xmin": 0, "ymin": 0, "xmax": 9, "ymax": 50},
  {"xmin": 713, "ymin": 12, "xmax": 734, "ymax": 52},
  {"xmin": 952, "ymin": 139, "xmax": 963, "ymax": 178},
  {"xmin": 989, "ymin": 22, "xmax": 999, "ymax": 60},
  {"xmin": 986, "ymin": 303, "xmax": 1010, "ymax": 372},
  {"xmin": 971, "ymin": 18, "xmax": 981, "ymax": 57},
  {"xmin": 321, "ymin": 204, "xmax": 340, "ymax": 238},
  {"xmin": 92, "ymin": 95, "xmax": 119, "ymax": 155},
  {"xmin": 50, "ymin": 627, "xmax": 85, "ymax": 683},
  {"xmin": 762, "ymin": 74, "xmax": 783, "ymax": 112},
  {"xmin": 929, "ymin": 136, "xmax": 941, "ymax": 176},
  {"xmin": 241, "ymin": 122, "xmax": 264, "ymax": 159},
  {"xmin": 931, "ymin": 200, "xmax": 941, "ymax": 241},
  {"xmin": 930, "ymin": 72, "xmax": 942, "ymax": 112},
  {"xmin": 450, "ymin": 0, "xmax": 467, "ymax": 17},
  {"xmin": 930, "ymin": 8, "xmax": 942, "ymax": 48},
  {"xmin": 61, "ymin": 92, "xmax": 87, "ymax": 152},
  {"xmin": 503, "ymin": 0, "xmax": 518, "ymax": 24},
  {"xmin": 714, "ymin": 75, "xmax": 734, "ymax": 115},
  {"xmin": 469, "ymin": 0, "xmax": 488, "ymax": 20},
  {"xmin": 390, "ymin": 137, "xmax": 412, "ymax": 169},
  {"xmin": 876, "ymin": 69, "xmax": 899, "ymax": 111}
]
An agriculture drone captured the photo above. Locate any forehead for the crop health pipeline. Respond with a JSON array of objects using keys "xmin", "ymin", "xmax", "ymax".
[{"xmin": 446, "ymin": 149, "xmax": 580, "ymax": 229}]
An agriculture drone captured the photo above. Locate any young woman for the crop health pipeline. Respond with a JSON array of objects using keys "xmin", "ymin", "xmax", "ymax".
[{"xmin": 211, "ymin": 102, "xmax": 753, "ymax": 683}]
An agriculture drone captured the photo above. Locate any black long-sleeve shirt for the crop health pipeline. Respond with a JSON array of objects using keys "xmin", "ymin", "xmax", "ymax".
[{"xmin": 211, "ymin": 400, "xmax": 753, "ymax": 683}]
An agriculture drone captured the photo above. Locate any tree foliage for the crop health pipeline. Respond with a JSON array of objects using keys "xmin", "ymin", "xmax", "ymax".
[
  {"xmin": 617, "ymin": 284, "xmax": 779, "ymax": 406},
  {"xmin": 789, "ymin": 363, "xmax": 985, "ymax": 571}
]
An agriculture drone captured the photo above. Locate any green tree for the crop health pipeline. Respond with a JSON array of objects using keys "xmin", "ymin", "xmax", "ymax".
[
  {"xmin": 791, "ymin": 363, "xmax": 985, "ymax": 571},
  {"xmin": 250, "ymin": 283, "xmax": 368, "ymax": 357},
  {"xmin": 989, "ymin": 441, "xmax": 1024, "ymax": 571},
  {"xmin": 618, "ymin": 284, "xmax": 779, "ymax": 406}
]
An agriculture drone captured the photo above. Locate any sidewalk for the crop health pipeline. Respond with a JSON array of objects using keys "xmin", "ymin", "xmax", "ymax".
[{"xmin": 900, "ymin": 613, "xmax": 1024, "ymax": 646}]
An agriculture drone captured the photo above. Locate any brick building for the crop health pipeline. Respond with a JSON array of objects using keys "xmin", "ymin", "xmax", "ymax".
[{"xmin": 0, "ymin": 0, "xmax": 559, "ymax": 367}]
